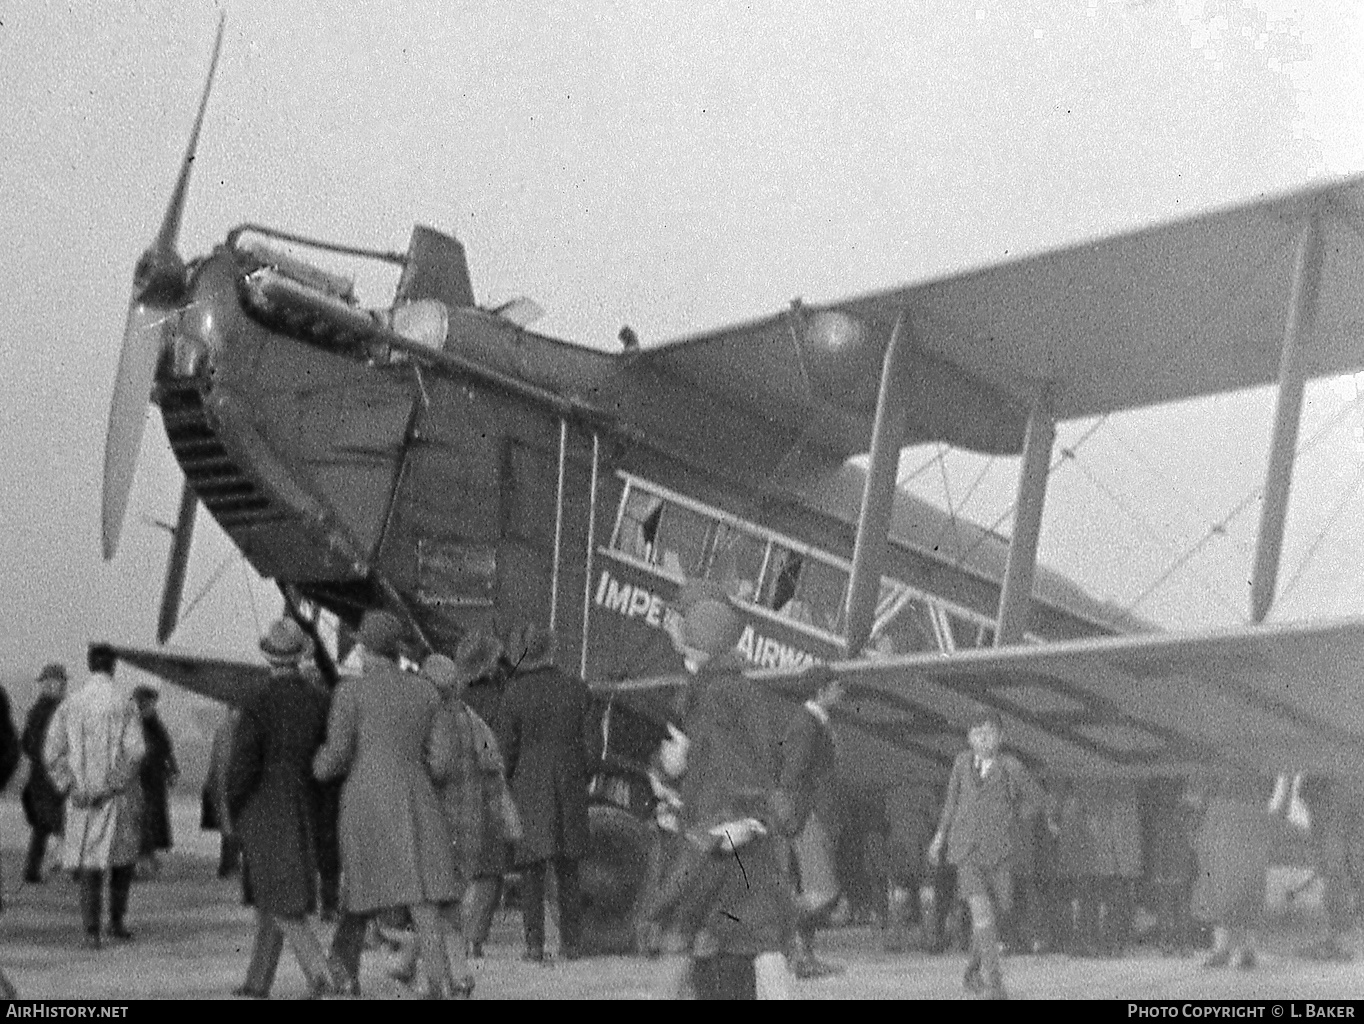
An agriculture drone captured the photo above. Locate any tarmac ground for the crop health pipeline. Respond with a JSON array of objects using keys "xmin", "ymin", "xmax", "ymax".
[{"xmin": 3, "ymin": 800, "xmax": 1363, "ymax": 1001}]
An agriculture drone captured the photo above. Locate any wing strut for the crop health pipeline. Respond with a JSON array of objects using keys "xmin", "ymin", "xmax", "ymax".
[
  {"xmin": 994, "ymin": 388, "xmax": 1055, "ymax": 646},
  {"xmin": 843, "ymin": 311, "xmax": 912, "ymax": 655},
  {"xmin": 1251, "ymin": 215, "xmax": 1326, "ymax": 624}
]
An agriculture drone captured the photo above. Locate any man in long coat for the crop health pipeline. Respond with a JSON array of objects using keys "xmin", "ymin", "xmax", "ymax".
[
  {"xmin": 225, "ymin": 618, "xmax": 337, "ymax": 998},
  {"xmin": 21, "ymin": 663, "xmax": 67, "ymax": 884},
  {"xmin": 315, "ymin": 610, "xmax": 462, "ymax": 997},
  {"xmin": 498, "ymin": 623, "xmax": 597, "ymax": 962},
  {"xmin": 133, "ymin": 687, "xmax": 178, "ymax": 874},
  {"xmin": 779, "ymin": 674, "xmax": 845, "ymax": 978},
  {"xmin": 43, "ymin": 644, "xmax": 145, "ymax": 948}
]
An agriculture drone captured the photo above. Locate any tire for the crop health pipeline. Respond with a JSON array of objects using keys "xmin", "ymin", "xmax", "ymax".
[{"xmin": 579, "ymin": 804, "xmax": 661, "ymax": 955}]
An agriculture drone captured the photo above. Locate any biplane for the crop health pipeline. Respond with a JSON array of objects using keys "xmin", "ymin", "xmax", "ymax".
[{"xmin": 102, "ymin": 19, "xmax": 1364, "ymax": 938}]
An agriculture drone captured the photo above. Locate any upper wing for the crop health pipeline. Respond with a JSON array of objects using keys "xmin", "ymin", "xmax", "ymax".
[
  {"xmin": 639, "ymin": 175, "xmax": 1364, "ymax": 456},
  {"xmin": 744, "ymin": 616, "xmax": 1364, "ymax": 784},
  {"xmin": 110, "ymin": 645, "xmax": 270, "ymax": 708}
]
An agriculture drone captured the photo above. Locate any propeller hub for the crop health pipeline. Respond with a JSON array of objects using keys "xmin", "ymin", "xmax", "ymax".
[{"xmin": 134, "ymin": 245, "xmax": 189, "ymax": 308}]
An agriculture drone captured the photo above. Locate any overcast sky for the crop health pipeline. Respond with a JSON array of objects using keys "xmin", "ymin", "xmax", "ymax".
[{"xmin": 1, "ymin": 0, "xmax": 1361, "ymax": 681}]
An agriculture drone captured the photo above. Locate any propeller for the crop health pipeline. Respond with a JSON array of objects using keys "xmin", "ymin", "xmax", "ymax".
[
  {"xmin": 101, "ymin": 13, "xmax": 225, "ymax": 560},
  {"xmin": 155, "ymin": 481, "xmax": 198, "ymax": 643}
]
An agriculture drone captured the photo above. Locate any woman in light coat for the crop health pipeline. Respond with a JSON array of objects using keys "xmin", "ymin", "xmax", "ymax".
[{"xmin": 314, "ymin": 611, "xmax": 463, "ymax": 998}]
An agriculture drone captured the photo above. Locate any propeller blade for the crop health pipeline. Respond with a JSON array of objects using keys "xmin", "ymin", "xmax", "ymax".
[
  {"xmin": 156, "ymin": 481, "xmax": 198, "ymax": 644},
  {"xmin": 154, "ymin": 12, "xmax": 225, "ymax": 256},
  {"xmin": 103, "ymin": 15, "xmax": 225, "ymax": 560},
  {"xmin": 102, "ymin": 300, "xmax": 172, "ymax": 559}
]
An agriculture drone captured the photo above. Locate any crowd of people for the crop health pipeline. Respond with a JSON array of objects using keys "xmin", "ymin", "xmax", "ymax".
[
  {"xmin": 833, "ymin": 750, "xmax": 1336, "ymax": 998},
  {"xmin": 1, "ymin": 590, "xmax": 1359, "ymax": 1000}
]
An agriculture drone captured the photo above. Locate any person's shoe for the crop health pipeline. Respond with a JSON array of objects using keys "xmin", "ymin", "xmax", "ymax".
[
  {"xmin": 791, "ymin": 956, "xmax": 843, "ymax": 980},
  {"xmin": 963, "ymin": 960, "xmax": 986, "ymax": 994},
  {"xmin": 522, "ymin": 947, "xmax": 547, "ymax": 964},
  {"xmin": 983, "ymin": 974, "xmax": 1010, "ymax": 1000},
  {"xmin": 451, "ymin": 975, "xmax": 475, "ymax": 999},
  {"xmin": 1236, "ymin": 948, "xmax": 1258, "ymax": 971},
  {"xmin": 634, "ymin": 920, "xmax": 662, "ymax": 958},
  {"xmin": 386, "ymin": 956, "xmax": 418, "ymax": 986},
  {"xmin": 22, "ymin": 871, "xmax": 42, "ymax": 885},
  {"xmin": 303, "ymin": 975, "xmax": 346, "ymax": 1000},
  {"xmin": 882, "ymin": 928, "xmax": 910, "ymax": 954},
  {"xmin": 467, "ymin": 941, "xmax": 484, "ymax": 960},
  {"xmin": 327, "ymin": 958, "xmax": 360, "ymax": 997},
  {"xmin": 1202, "ymin": 947, "xmax": 1231, "ymax": 969},
  {"xmin": 232, "ymin": 984, "xmax": 268, "ymax": 999},
  {"xmin": 82, "ymin": 932, "xmax": 101, "ymax": 951},
  {"xmin": 108, "ymin": 924, "xmax": 134, "ymax": 942},
  {"xmin": 425, "ymin": 975, "xmax": 475, "ymax": 1000}
]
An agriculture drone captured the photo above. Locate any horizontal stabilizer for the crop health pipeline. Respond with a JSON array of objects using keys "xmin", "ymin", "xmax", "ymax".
[{"xmin": 108, "ymin": 645, "xmax": 270, "ymax": 708}]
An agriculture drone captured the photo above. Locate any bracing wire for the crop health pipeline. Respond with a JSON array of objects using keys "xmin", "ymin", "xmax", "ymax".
[
  {"xmin": 948, "ymin": 414, "xmax": 1111, "ymax": 571},
  {"xmin": 1115, "ymin": 388, "xmax": 1364, "ymax": 620},
  {"xmin": 178, "ymin": 549, "xmax": 236, "ymax": 626},
  {"xmin": 240, "ymin": 560, "xmax": 263, "ymax": 639},
  {"xmin": 1278, "ymin": 458, "xmax": 1364, "ymax": 605}
]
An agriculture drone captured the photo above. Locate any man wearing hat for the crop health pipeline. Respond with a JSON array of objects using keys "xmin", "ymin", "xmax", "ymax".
[
  {"xmin": 22, "ymin": 663, "xmax": 68, "ymax": 884},
  {"xmin": 225, "ymin": 617, "xmax": 337, "ymax": 997},
  {"xmin": 43, "ymin": 644, "xmax": 145, "ymax": 948},
  {"xmin": 929, "ymin": 712, "xmax": 1046, "ymax": 1000},
  {"xmin": 497, "ymin": 623, "xmax": 597, "ymax": 963},
  {"xmin": 133, "ymin": 686, "xmax": 178, "ymax": 878},
  {"xmin": 645, "ymin": 579, "xmax": 795, "ymax": 1000}
]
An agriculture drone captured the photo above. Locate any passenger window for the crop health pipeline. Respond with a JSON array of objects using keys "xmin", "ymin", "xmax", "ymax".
[
  {"xmin": 763, "ymin": 546, "xmax": 803, "ymax": 614},
  {"xmin": 705, "ymin": 524, "xmax": 765, "ymax": 603},
  {"xmin": 616, "ymin": 488, "xmax": 663, "ymax": 562},
  {"xmin": 761, "ymin": 547, "xmax": 847, "ymax": 634},
  {"xmin": 652, "ymin": 501, "xmax": 710, "ymax": 578}
]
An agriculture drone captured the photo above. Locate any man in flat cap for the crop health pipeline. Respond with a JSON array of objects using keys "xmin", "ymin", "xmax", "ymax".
[
  {"xmin": 22, "ymin": 663, "xmax": 67, "ymax": 884},
  {"xmin": 498, "ymin": 623, "xmax": 597, "ymax": 963},
  {"xmin": 645, "ymin": 579, "xmax": 795, "ymax": 1000},
  {"xmin": 44, "ymin": 644, "xmax": 144, "ymax": 948}
]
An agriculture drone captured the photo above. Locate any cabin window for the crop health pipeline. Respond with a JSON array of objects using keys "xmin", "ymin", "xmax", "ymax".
[
  {"xmin": 616, "ymin": 488, "xmax": 664, "ymax": 562},
  {"xmin": 759, "ymin": 545, "xmax": 848, "ymax": 634},
  {"xmin": 651, "ymin": 502, "xmax": 711, "ymax": 577},
  {"xmin": 704, "ymin": 523, "xmax": 766, "ymax": 602},
  {"xmin": 611, "ymin": 485, "xmax": 712, "ymax": 578}
]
